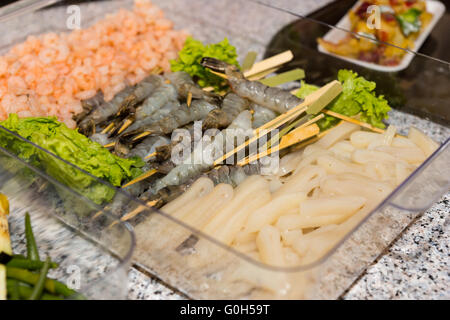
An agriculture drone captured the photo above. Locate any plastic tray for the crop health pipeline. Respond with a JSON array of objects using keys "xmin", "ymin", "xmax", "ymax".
[
  {"xmin": 0, "ymin": 0, "xmax": 449, "ymax": 299},
  {"xmin": 0, "ymin": 127, "xmax": 135, "ymax": 299}
]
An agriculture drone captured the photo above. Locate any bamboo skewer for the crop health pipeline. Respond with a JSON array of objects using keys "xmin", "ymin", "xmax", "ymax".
[
  {"xmin": 120, "ymin": 199, "xmax": 159, "ymax": 222},
  {"xmin": 132, "ymin": 131, "xmax": 153, "ymax": 141},
  {"xmin": 101, "ymin": 122, "xmax": 115, "ymax": 135},
  {"xmin": 187, "ymin": 92, "xmax": 193, "ymax": 107},
  {"xmin": 237, "ymin": 115, "xmax": 323, "ymax": 166},
  {"xmin": 322, "ymin": 110, "xmax": 385, "ymax": 134},
  {"xmin": 117, "ymin": 118, "xmax": 134, "ymax": 135},
  {"xmin": 208, "ymin": 50, "xmax": 293, "ymax": 81},
  {"xmin": 144, "ymin": 151, "xmax": 157, "ymax": 160},
  {"xmin": 238, "ymin": 123, "xmax": 320, "ymax": 166},
  {"xmin": 121, "ymin": 169, "xmax": 158, "ymax": 188},
  {"xmin": 247, "ymin": 67, "xmax": 280, "ymax": 81},
  {"xmin": 243, "ymin": 50, "xmax": 293, "ymax": 78},
  {"xmin": 214, "ymin": 81, "xmax": 342, "ymax": 166}
]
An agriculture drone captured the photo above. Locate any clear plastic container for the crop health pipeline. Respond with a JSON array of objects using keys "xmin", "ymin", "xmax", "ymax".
[
  {"xmin": 0, "ymin": 127, "xmax": 135, "ymax": 299},
  {"xmin": 0, "ymin": 0, "xmax": 449, "ymax": 299}
]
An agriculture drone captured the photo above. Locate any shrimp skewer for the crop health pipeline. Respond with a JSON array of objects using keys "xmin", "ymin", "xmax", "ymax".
[
  {"xmin": 132, "ymin": 82, "xmax": 178, "ymax": 121},
  {"xmin": 125, "ymin": 162, "xmax": 263, "ymax": 224},
  {"xmin": 165, "ymin": 71, "xmax": 221, "ymax": 104},
  {"xmin": 251, "ymin": 103, "xmax": 278, "ymax": 129},
  {"xmin": 114, "ymin": 72, "xmax": 219, "ymax": 137},
  {"xmin": 144, "ymin": 95, "xmax": 250, "ymax": 162},
  {"xmin": 73, "ymin": 91, "xmax": 105, "ymax": 124},
  {"xmin": 116, "ymin": 74, "xmax": 165, "ymax": 118},
  {"xmin": 121, "ymin": 100, "xmax": 181, "ymax": 136},
  {"xmin": 150, "ymin": 110, "xmax": 253, "ymax": 193},
  {"xmin": 123, "ymin": 100, "xmax": 218, "ymax": 141},
  {"xmin": 78, "ymin": 85, "xmax": 136, "ymax": 136},
  {"xmin": 201, "ymin": 57, "xmax": 304, "ymax": 114}
]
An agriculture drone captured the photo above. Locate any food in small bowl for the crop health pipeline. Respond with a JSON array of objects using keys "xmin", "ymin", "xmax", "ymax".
[{"xmin": 318, "ymin": 0, "xmax": 434, "ymax": 66}]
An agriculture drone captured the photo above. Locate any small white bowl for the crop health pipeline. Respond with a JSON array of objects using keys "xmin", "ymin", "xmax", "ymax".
[{"xmin": 317, "ymin": 0, "xmax": 446, "ymax": 72}]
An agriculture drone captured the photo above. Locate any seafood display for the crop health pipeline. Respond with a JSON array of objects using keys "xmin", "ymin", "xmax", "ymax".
[{"xmin": 0, "ymin": 0, "xmax": 447, "ymax": 301}]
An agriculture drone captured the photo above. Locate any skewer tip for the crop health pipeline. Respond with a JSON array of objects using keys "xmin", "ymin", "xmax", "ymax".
[
  {"xmin": 144, "ymin": 151, "xmax": 157, "ymax": 160},
  {"xmin": 132, "ymin": 131, "xmax": 152, "ymax": 141},
  {"xmin": 117, "ymin": 118, "xmax": 134, "ymax": 135},
  {"xmin": 104, "ymin": 142, "xmax": 116, "ymax": 148}
]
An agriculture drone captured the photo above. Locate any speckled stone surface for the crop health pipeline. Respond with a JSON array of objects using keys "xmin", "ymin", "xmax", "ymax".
[{"xmin": 1, "ymin": 0, "xmax": 448, "ymax": 300}]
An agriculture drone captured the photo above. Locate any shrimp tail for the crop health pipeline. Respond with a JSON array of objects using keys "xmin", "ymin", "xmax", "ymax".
[
  {"xmin": 78, "ymin": 119, "xmax": 96, "ymax": 136},
  {"xmin": 202, "ymin": 109, "xmax": 230, "ymax": 130},
  {"xmin": 201, "ymin": 57, "xmax": 244, "ymax": 81},
  {"xmin": 201, "ymin": 57, "xmax": 228, "ymax": 72}
]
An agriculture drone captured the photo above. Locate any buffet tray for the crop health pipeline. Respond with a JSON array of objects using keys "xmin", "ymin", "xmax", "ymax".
[{"xmin": 0, "ymin": 0, "xmax": 449, "ymax": 299}]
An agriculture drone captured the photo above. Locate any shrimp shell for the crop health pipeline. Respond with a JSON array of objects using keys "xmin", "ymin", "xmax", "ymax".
[{"xmin": 201, "ymin": 57, "xmax": 303, "ymax": 114}]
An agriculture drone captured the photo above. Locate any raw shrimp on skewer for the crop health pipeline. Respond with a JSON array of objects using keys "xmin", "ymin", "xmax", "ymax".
[
  {"xmin": 203, "ymin": 93, "xmax": 250, "ymax": 130},
  {"xmin": 165, "ymin": 71, "xmax": 221, "ymax": 104},
  {"xmin": 127, "ymin": 136, "xmax": 171, "ymax": 159},
  {"xmin": 123, "ymin": 100, "xmax": 218, "ymax": 141},
  {"xmin": 133, "ymin": 82, "xmax": 178, "ymax": 120},
  {"xmin": 124, "ymin": 100, "xmax": 181, "ymax": 135},
  {"xmin": 251, "ymin": 103, "xmax": 278, "ymax": 129},
  {"xmin": 90, "ymin": 132, "xmax": 114, "ymax": 146},
  {"xmin": 108, "ymin": 75, "xmax": 168, "ymax": 137},
  {"xmin": 111, "ymin": 82, "xmax": 180, "ymax": 138},
  {"xmin": 150, "ymin": 110, "xmax": 253, "ymax": 193},
  {"xmin": 201, "ymin": 57, "xmax": 304, "ymax": 114},
  {"xmin": 126, "ymin": 161, "xmax": 263, "ymax": 223},
  {"xmin": 116, "ymin": 74, "xmax": 165, "ymax": 118},
  {"xmin": 78, "ymin": 85, "xmax": 136, "ymax": 136},
  {"xmin": 73, "ymin": 91, "xmax": 105, "ymax": 124}
]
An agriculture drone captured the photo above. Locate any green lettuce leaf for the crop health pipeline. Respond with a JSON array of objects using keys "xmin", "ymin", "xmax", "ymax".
[
  {"xmin": 295, "ymin": 70, "xmax": 391, "ymax": 130},
  {"xmin": 0, "ymin": 114, "xmax": 144, "ymax": 204},
  {"xmin": 170, "ymin": 37, "xmax": 239, "ymax": 92}
]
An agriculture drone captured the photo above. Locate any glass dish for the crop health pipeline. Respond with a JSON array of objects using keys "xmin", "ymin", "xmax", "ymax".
[{"xmin": 0, "ymin": 0, "xmax": 449, "ymax": 299}]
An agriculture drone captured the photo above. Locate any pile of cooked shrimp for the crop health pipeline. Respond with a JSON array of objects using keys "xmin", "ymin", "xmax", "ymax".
[{"xmin": 0, "ymin": 0, "xmax": 187, "ymax": 128}]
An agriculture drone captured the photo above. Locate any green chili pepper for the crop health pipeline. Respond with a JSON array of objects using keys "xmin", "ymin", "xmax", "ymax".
[
  {"xmin": 24, "ymin": 212, "xmax": 40, "ymax": 261},
  {"xmin": 28, "ymin": 257, "xmax": 51, "ymax": 300},
  {"xmin": 6, "ymin": 266, "xmax": 82, "ymax": 298},
  {"xmin": 7, "ymin": 256, "xmax": 59, "ymax": 270},
  {"xmin": 8, "ymin": 279, "xmax": 20, "ymax": 300},
  {"xmin": 7, "ymin": 279, "xmax": 63, "ymax": 300}
]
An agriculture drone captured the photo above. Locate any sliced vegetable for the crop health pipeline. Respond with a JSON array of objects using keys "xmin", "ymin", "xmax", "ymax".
[
  {"xmin": 259, "ymin": 68, "xmax": 305, "ymax": 87},
  {"xmin": 0, "ymin": 193, "xmax": 11, "ymax": 301},
  {"xmin": 241, "ymin": 51, "xmax": 258, "ymax": 72}
]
